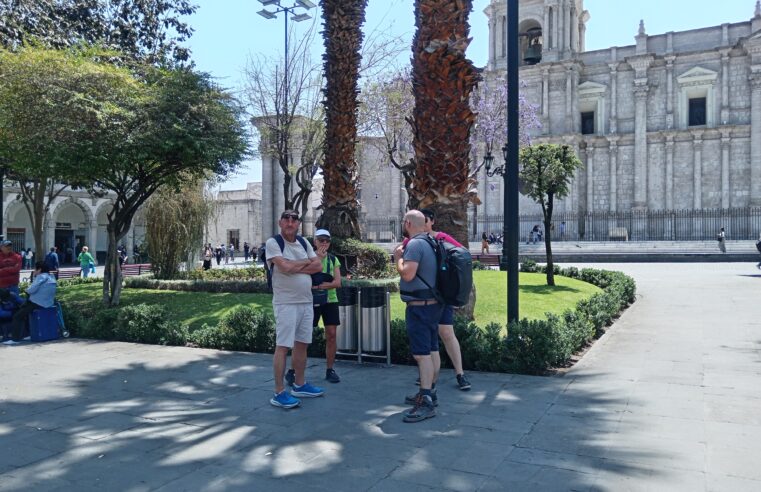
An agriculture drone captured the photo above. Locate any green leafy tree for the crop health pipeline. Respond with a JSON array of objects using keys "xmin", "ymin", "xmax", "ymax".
[
  {"xmin": 0, "ymin": 0, "xmax": 196, "ymax": 64},
  {"xmin": 0, "ymin": 46, "xmax": 135, "ymax": 256},
  {"xmin": 91, "ymin": 67, "xmax": 249, "ymax": 306},
  {"xmin": 519, "ymin": 143, "xmax": 583, "ymax": 286}
]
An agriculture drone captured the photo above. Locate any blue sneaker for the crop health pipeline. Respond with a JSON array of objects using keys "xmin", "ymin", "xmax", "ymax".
[
  {"xmin": 291, "ymin": 382, "xmax": 324, "ymax": 398},
  {"xmin": 270, "ymin": 390, "xmax": 300, "ymax": 409}
]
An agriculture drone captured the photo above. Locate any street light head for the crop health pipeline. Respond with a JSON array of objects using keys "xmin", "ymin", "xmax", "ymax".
[
  {"xmin": 295, "ymin": 0, "xmax": 316, "ymax": 8},
  {"xmin": 502, "ymin": 144, "xmax": 509, "ymax": 162},
  {"xmin": 258, "ymin": 0, "xmax": 279, "ymax": 5},
  {"xmin": 257, "ymin": 9, "xmax": 277, "ymax": 19},
  {"xmin": 291, "ymin": 13, "xmax": 311, "ymax": 22},
  {"xmin": 482, "ymin": 151, "xmax": 495, "ymax": 172}
]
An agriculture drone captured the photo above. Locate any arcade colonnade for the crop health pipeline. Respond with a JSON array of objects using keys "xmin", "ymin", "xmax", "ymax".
[{"xmin": 2, "ymin": 188, "xmax": 146, "ymax": 264}]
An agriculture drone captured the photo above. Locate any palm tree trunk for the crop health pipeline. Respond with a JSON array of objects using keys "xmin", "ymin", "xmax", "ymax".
[{"xmin": 317, "ymin": 0, "xmax": 367, "ymax": 238}]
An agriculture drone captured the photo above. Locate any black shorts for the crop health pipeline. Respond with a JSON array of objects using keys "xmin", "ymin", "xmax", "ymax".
[{"xmin": 313, "ymin": 302, "xmax": 340, "ymax": 327}]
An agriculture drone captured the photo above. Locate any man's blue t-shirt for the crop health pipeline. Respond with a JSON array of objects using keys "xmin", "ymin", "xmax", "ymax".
[{"xmin": 400, "ymin": 234, "xmax": 438, "ymax": 302}]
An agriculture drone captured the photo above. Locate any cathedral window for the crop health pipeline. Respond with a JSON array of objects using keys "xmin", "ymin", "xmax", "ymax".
[
  {"xmin": 581, "ymin": 112, "xmax": 596, "ymax": 135},
  {"xmin": 688, "ymin": 97, "xmax": 707, "ymax": 126}
]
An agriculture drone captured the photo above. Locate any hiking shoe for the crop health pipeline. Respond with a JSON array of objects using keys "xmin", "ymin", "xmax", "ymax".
[
  {"xmin": 403, "ymin": 394, "xmax": 436, "ymax": 423},
  {"xmin": 404, "ymin": 389, "xmax": 438, "ymax": 407},
  {"xmin": 2, "ymin": 340, "xmax": 20, "ymax": 346},
  {"xmin": 325, "ymin": 368, "xmax": 341, "ymax": 383},
  {"xmin": 292, "ymin": 382, "xmax": 325, "ymax": 398},
  {"xmin": 21, "ymin": 336, "xmax": 31, "ymax": 341},
  {"xmin": 457, "ymin": 373, "xmax": 472, "ymax": 391},
  {"xmin": 270, "ymin": 390, "xmax": 300, "ymax": 409},
  {"xmin": 284, "ymin": 368, "xmax": 295, "ymax": 387}
]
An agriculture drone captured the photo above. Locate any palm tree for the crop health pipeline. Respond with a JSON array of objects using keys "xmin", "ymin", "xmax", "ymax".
[
  {"xmin": 408, "ymin": 0, "xmax": 480, "ymax": 245},
  {"xmin": 317, "ymin": 0, "xmax": 368, "ymax": 238}
]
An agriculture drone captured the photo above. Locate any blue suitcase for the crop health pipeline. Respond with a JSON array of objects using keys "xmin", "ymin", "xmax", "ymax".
[{"xmin": 29, "ymin": 307, "xmax": 60, "ymax": 342}]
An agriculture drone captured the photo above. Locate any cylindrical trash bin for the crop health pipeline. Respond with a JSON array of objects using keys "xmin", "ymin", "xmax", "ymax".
[
  {"xmin": 336, "ymin": 287, "xmax": 358, "ymax": 351},
  {"xmin": 360, "ymin": 286, "xmax": 388, "ymax": 352}
]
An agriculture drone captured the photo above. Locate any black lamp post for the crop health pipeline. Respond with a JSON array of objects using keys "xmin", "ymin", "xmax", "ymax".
[
  {"xmin": 484, "ymin": 0, "xmax": 520, "ymax": 325},
  {"xmin": 256, "ymin": 0, "xmax": 316, "ymax": 190}
]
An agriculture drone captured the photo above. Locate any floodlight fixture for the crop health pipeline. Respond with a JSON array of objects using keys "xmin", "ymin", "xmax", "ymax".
[
  {"xmin": 258, "ymin": 0, "xmax": 279, "ymax": 6},
  {"xmin": 257, "ymin": 9, "xmax": 277, "ymax": 19},
  {"xmin": 295, "ymin": 0, "xmax": 316, "ymax": 9},
  {"xmin": 291, "ymin": 13, "xmax": 311, "ymax": 22}
]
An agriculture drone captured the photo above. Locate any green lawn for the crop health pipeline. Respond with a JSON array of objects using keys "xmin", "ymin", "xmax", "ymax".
[{"xmin": 57, "ymin": 271, "xmax": 600, "ymax": 331}]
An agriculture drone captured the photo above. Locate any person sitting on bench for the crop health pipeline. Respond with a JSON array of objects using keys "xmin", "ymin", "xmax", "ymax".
[{"xmin": 2, "ymin": 261, "xmax": 57, "ymax": 346}]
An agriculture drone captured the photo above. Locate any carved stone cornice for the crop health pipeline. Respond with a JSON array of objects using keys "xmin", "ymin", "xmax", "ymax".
[{"xmin": 627, "ymin": 55, "xmax": 654, "ymax": 77}]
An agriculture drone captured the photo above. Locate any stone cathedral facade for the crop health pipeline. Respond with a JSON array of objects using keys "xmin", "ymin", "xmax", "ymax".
[{"xmin": 481, "ymin": 0, "xmax": 761, "ymax": 216}]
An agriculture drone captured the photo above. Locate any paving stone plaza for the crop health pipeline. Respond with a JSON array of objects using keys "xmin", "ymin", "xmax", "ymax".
[{"xmin": 1, "ymin": 263, "xmax": 760, "ymax": 491}]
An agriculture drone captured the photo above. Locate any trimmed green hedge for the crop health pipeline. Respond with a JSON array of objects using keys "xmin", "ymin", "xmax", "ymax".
[
  {"xmin": 63, "ymin": 267, "xmax": 635, "ymax": 375},
  {"xmin": 124, "ymin": 275, "xmax": 400, "ymax": 294}
]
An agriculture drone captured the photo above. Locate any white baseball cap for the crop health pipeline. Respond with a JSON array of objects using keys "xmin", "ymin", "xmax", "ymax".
[{"xmin": 314, "ymin": 229, "xmax": 331, "ymax": 238}]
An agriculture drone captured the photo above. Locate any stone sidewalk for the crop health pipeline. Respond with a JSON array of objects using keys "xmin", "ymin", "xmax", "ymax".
[{"xmin": 1, "ymin": 263, "xmax": 760, "ymax": 491}]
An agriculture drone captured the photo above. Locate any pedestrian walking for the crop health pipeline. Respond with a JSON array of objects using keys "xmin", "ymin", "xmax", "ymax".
[
  {"xmin": 285, "ymin": 228, "xmax": 343, "ymax": 385},
  {"xmin": 243, "ymin": 242, "xmax": 250, "ymax": 262},
  {"xmin": 202, "ymin": 245, "xmax": 213, "ymax": 270},
  {"xmin": 23, "ymin": 249, "xmax": 34, "ymax": 270},
  {"xmin": 481, "ymin": 232, "xmax": 489, "ymax": 255},
  {"xmin": 222, "ymin": 243, "xmax": 228, "ymax": 264},
  {"xmin": 717, "ymin": 227, "xmax": 727, "ymax": 253},
  {"xmin": 228, "ymin": 243, "xmax": 235, "ymax": 263},
  {"xmin": 77, "ymin": 246, "xmax": 95, "ymax": 278},
  {"xmin": 560, "ymin": 221, "xmax": 566, "ymax": 240},
  {"xmin": 215, "ymin": 245, "xmax": 223, "ymax": 266},
  {"xmin": 266, "ymin": 209, "xmax": 325, "ymax": 409},
  {"xmin": 755, "ymin": 234, "xmax": 761, "ymax": 269},
  {"xmin": 44, "ymin": 247, "xmax": 59, "ymax": 278},
  {"xmin": 394, "ymin": 210, "xmax": 444, "ymax": 423}
]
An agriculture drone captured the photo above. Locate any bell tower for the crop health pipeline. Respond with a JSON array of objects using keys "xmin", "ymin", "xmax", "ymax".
[{"xmin": 485, "ymin": 0, "xmax": 589, "ymax": 69}]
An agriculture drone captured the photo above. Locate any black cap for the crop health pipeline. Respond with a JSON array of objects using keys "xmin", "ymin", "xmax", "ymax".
[{"xmin": 420, "ymin": 208, "xmax": 435, "ymax": 220}]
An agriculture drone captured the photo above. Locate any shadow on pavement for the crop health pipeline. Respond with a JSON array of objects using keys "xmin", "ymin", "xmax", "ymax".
[{"xmin": 0, "ymin": 340, "xmax": 664, "ymax": 491}]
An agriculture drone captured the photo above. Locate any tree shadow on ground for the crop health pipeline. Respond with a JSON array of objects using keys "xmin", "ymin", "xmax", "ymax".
[
  {"xmin": 0, "ymin": 340, "xmax": 669, "ymax": 491},
  {"xmin": 520, "ymin": 284, "xmax": 581, "ymax": 295}
]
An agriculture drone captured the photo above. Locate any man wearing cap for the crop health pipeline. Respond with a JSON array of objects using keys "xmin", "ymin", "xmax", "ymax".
[
  {"xmin": 285, "ymin": 228, "xmax": 343, "ymax": 384},
  {"xmin": 394, "ymin": 210, "xmax": 443, "ymax": 422},
  {"xmin": 266, "ymin": 210, "xmax": 326, "ymax": 409},
  {"xmin": 0, "ymin": 240, "xmax": 22, "ymax": 296}
]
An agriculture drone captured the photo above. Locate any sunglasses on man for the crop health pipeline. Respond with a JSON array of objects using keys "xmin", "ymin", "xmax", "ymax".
[{"xmin": 281, "ymin": 213, "xmax": 300, "ymax": 221}]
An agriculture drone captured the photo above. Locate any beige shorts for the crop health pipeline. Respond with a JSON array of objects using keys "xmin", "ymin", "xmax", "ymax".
[{"xmin": 274, "ymin": 303, "xmax": 314, "ymax": 348}]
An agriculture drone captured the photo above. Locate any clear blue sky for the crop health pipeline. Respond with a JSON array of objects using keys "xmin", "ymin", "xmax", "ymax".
[{"xmin": 184, "ymin": 0, "xmax": 757, "ymax": 190}]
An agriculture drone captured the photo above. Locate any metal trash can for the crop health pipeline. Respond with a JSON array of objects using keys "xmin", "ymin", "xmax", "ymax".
[
  {"xmin": 360, "ymin": 286, "xmax": 388, "ymax": 352},
  {"xmin": 336, "ymin": 287, "xmax": 358, "ymax": 351}
]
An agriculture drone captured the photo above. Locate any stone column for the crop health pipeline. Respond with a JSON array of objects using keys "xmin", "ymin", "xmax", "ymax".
[
  {"xmin": 693, "ymin": 132, "xmax": 703, "ymax": 210},
  {"xmin": 543, "ymin": 7, "xmax": 550, "ymax": 51},
  {"xmin": 586, "ymin": 145, "xmax": 595, "ymax": 211},
  {"xmin": 608, "ymin": 137, "xmax": 619, "ymax": 212},
  {"xmin": 608, "ymin": 63, "xmax": 618, "ymax": 133},
  {"xmin": 564, "ymin": 4, "xmax": 572, "ymax": 53},
  {"xmin": 720, "ymin": 50, "xmax": 730, "ymax": 124},
  {"xmin": 542, "ymin": 68, "xmax": 550, "ymax": 123},
  {"xmin": 570, "ymin": 8, "xmax": 578, "ymax": 52},
  {"xmin": 633, "ymin": 83, "xmax": 649, "ymax": 208},
  {"xmin": 488, "ymin": 15, "xmax": 496, "ymax": 70},
  {"xmin": 665, "ymin": 135, "xmax": 675, "ymax": 210},
  {"xmin": 720, "ymin": 130, "xmax": 731, "ymax": 208},
  {"xmin": 45, "ymin": 220, "xmax": 56, "ymax": 253},
  {"xmin": 578, "ymin": 144, "xmax": 588, "ymax": 211},
  {"xmin": 665, "ymin": 56, "xmax": 676, "ymax": 129},
  {"xmin": 565, "ymin": 65, "xmax": 574, "ymax": 133},
  {"xmin": 553, "ymin": 5, "xmax": 560, "ymax": 51},
  {"xmin": 750, "ymin": 72, "xmax": 761, "ymax": 206},
  {"xmin": 88, "ymin": 221, "xmax": 98, "ymax": 257}
]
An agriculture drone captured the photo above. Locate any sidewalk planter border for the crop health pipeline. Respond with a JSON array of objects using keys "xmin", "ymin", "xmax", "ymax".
[{"xmin": 65, "ymin": 267, "xmax": 635, "ymax": 376}]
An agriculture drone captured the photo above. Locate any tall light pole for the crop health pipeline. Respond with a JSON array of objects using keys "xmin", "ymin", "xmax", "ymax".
[
  {"xmin": 485, "ymin": 0, "xmax": 520, "ymax": 324},
  {"xmin": 256, "ymin": 0, "xmax": 316, "ymax": 202}
]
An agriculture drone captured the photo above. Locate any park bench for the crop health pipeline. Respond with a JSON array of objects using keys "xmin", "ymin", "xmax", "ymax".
[
  {"xmin": 609, "ymin": 227, "xmax": 629, "ymax": 241},
  {"xmin": 121, "ymin": 263, "xmax": 152, "ymax": 277},
  {"xmin": 472, "ymin": 254, "xmax": 500, "ymax": 267}
]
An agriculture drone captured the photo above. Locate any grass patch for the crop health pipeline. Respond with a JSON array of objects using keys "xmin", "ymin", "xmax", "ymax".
[
  {"xmin": 58, "ymin": 270, "xmax": 600, "ymax": 331},
  {"xmin": 389, "ymin": 271, "xmax": 600, "ymax": 326}
]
